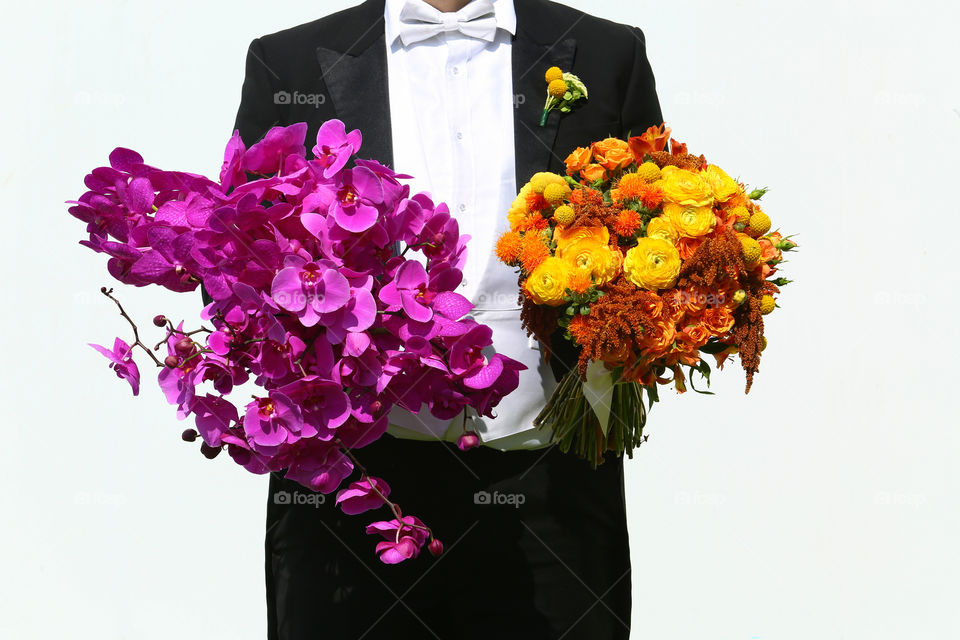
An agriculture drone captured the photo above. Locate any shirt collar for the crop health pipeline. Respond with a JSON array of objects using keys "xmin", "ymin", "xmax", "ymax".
[{"xmin": 384, "ymin": 0, "xmax": 517, "ymax": 48}]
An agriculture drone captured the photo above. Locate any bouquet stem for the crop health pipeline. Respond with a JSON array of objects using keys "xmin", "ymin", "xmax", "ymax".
[{"xmin": 534, "ymin": 368, "xmax": 652, "ymax": 468}]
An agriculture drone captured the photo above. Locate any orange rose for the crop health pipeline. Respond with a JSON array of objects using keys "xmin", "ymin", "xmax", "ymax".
[
  {"xmin": 580, "ymin": 163, "xmax": 607, "ymax": 183},
  {"xmin": 682, "ymin": 323, "xmax": 712, "ymax": 347},
  {"xmin": 702, "ymin": 307, "xmax": 734, "ymax": 334},
  {"xmin": 591, "ymin": 137, "xmax": 634, "ymax": 171},
  {"xmin": 642, "ymin": 321, "xmax": 676, "ymax": 353},
  {"xmin": 564, "ymin": 146, "xmax": 592, "ymax": 176}
]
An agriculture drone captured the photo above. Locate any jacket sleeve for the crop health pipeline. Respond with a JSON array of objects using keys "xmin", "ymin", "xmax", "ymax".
[
  {"xmin": 620, "ymin": 27, "xmax": 663, "ymax": 136},
  {"xmin": 234, "ymin": 37, "xmax": 284, "ymax": 147}
]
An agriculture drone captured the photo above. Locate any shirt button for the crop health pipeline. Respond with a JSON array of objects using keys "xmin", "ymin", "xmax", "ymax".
[
  {"xmin": 458, "ymin": 203, "xmax": 467, "ymax": 212},
  {"xmin": 456, "ymin": 131, "xmax": 464, "ymax": 141},
  {"xmin": 451, "ymin": 66, "xmax": 460, "ymax": 75}
]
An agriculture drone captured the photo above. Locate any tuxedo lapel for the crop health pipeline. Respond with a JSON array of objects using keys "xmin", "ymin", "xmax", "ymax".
[
  {"xmin": 511, "ymin": 13, "xmax": 576, "ymax": 187},
  {"xmin": 315, "ymin": 1, "xmax": 393, "ymax": 167}
]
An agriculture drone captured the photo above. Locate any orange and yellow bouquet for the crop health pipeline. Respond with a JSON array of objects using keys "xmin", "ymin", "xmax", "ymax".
[{"xmin": 496, "ymin": 124, "xmax": 796, "ymax": 467}]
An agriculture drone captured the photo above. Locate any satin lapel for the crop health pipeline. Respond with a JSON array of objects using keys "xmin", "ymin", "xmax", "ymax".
[
  {"xmin": 511, "ymin": 34, "xmax": 576, "ymax": 186},
  {"xmin": 316, "ymin": 36, "xmax": 394, "ymax": 168}
]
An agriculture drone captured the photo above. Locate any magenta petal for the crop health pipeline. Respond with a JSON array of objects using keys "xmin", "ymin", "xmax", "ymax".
[
  {"xmin": 462, "ymin": 356, "xmax": 504, "ymax": 390},
  {"xmin": 401, "ymin": 293, "xmax": 433, "ymax": 323},
  {"xmin": 272, "ymin": 267, "xmax": 306, "ymax": 312},
  {"xmin": 432, "ymin": 292, "xmax": 473, "ymax": 319},
  {"xmin": 334, "ymin": 201, "xmax": 379, "ymax": 233},
  {"xmin": 313, "ymin": 270, "xmax": 351, "ymax": 313}
]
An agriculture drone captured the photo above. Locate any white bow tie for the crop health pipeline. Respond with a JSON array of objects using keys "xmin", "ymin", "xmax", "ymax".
[{"xmin": 397, "ymin": 0, "xmax": 499, "ymax": 47}]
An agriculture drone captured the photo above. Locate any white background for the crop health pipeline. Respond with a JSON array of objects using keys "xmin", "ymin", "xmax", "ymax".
[{"xmin": 2, "ymin": 1, "xmax": 958, "ymax": 638}]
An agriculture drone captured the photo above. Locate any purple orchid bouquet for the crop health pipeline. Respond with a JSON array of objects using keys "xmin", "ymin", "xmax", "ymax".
[{"xmin": 70, "ymin": 120, "xmax": 525, "ymax": 564}]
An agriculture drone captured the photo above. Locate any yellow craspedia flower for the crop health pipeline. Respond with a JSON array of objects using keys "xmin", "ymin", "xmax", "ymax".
[
  {"xmin": 623, "ymin": 237, "xmax": 681, "ymax": 291},
  {"xmin": 748, "ymin": 211, "xmax": 772, "ymax": 237},
  {"xmin": 761, "ymin": 336, "xmax": 768, "ymax": 351},
  {"xmin": 543, "ymin": 182, "xmax": 571, "ymax": 204},
  {"xmin": 530, "ymin": 172, "xmax": 565, "ymax": 194},
  {"xmin": 636, "ymin": 161, "xmax": 662, "ymax": 183},
  {"xmin": 645, "ymin": 215, "xmax": 679, "ymax": 245},
  {"xmin": 548, "ymin": 78, "xmax": 568, "ymax": 98},
  {"xmin": 760, "ymin": 295, "xmax": 776, "ymax": 315},
  {"xmin": 553, "ymin": 205, "xmax": 575, "ymax": 225},
  {"xmin": 557, "ymin": 238, "xmax": 622, "ymax": 286},
  {"xmin": 664, "ymin": 202, "xmax": 715, "ymax": 238},
  {"xmin": 524, "ymin": 257, "xmax": 572, "ymax": 306},
  {"xmin": 732, "ymin": 289, "xmax": 747, "ymax": 305},
  {"xmin": 739, "ymin": 235, "xmax": 762, "ymax": 265},
  {"xmin": 544, "ymin": 66, "xmax": 564, "ymax": 83},
  {"xmin": 730, "ymin": 205, "xmax": 750, "ymax": 224},
  {"xmin": 702, "ymin": 165, "xmax": 740, "ymax": 203},
  {"xmin": 660, "ymin": 165, "xmax": 714, "ymax": 207}
]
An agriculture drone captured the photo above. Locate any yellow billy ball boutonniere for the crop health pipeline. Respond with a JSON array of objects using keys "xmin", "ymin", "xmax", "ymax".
[{"xmin": 541, "ymin": 66, "xmax": 588, "ymax": 127}]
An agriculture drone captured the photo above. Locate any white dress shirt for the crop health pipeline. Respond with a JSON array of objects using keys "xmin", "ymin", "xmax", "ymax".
[{"xmin": 382, "ymin": 0, "xmax": 556, "ymax": 450}]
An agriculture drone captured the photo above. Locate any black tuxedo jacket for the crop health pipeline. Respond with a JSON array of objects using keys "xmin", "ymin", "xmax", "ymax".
[
  {"xmin": 231, "ymin": 0, "xmax": 661, "ymax": 177},
  {"xmin": 204, "ymin": 0, "xmax": 662, "ymax": 375}
]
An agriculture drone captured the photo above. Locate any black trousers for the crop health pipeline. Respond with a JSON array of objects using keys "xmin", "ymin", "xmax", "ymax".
[{"xmin": 265, "ymin": 434, "xmax": 632, "ymax": 640}]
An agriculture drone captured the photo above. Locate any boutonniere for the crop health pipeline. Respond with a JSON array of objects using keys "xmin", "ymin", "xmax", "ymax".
[{"xmin": 540, "ymin": 66, "xmax": 588, "ymax": 127}]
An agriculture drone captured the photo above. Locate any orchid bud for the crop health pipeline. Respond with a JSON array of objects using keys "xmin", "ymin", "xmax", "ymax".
[
  {"xmin": 200, "ymin": 443, "xmax": 221, "ymax": 459},
  {"xmin": 181, "ymin": 429, "xmax": 198, "ymax": 442},
  {"xmin": 457, "ymin": 431, "xmax": 481, "ymax": 452},
  {"xmin": 152, "ymin": 314, "xmax": 167, "ymax": 327},
  {"xmin": 163, "ymin": 355, "xmax": 180, "ymax": 368},
  {"xmin": 174, "ymin": 338, "xmax": 194, "ymax": 355},
  {"xmin": 428, "ymin": 539, "xmax": 444, "ymax": 556}
]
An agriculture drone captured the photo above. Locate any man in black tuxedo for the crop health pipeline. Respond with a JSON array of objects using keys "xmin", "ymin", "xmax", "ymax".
[{"xmin": 203, "ymin": 1, "xmax": 662, "ymax": 638}]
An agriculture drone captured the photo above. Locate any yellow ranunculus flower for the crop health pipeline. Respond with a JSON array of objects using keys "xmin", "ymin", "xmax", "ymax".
[
  {"xmin": 645, "ymin": 215, "xmax": 679, "ymax": 245},
  {"xmin": 660, "ymin": 165, "xmax": 714, "ymax": 207},
  {"xmin": 524, "ymin": 256, "xmax": 572, "ymax": 306},
  {"xmin": 554, "ymin": 225, "xmax": 610, "ymax": 252},
  {"xmin": 702, "ymin": 165, "xmax": 740, "ymax": 203},
  {"xmin": 623, "ymin": 237, "xmax": 681, "ymax": 291},
  {"xmin": 664, "ymin": 202, "xmax": 716, "ymax": 238},
  {"xmin": 507, "ymin": 183, "xmax": 533, "ymax": 230},
  {"xmin": 557, "ymin": 239, "xmax": 622, "ymax": 286}
]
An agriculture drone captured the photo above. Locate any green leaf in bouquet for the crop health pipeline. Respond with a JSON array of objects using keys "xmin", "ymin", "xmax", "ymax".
[
  {"xmin": 688, "ymin": 360, "xmax": 714, "ymax": 395},
  {"xmin": 700, "ymin": 337, "xmax": 731, "ymax": 354}
]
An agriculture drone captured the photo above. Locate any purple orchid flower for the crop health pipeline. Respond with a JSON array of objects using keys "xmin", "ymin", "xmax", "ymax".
[
  {"xmin": 331, "ymin": 166, "xmax": 384, "ymax": 233},
  {"xmin": 276, "ymin": 375, "xmax": 351, "ymax": 440},
  {"xmin": 243, "ymin": 123, "xmax": 308, "ymax": 175},
  {"xmin": 271, "ymin": 255, "xmax": 351, "ymax": 327},
  {"xmin": 89, "ymin": 337, "xmax": 140, "ymax": 395},
  {"xmin": 284, "ymin": 440, "xmax": 354, "ymax": 493},
  {"xmin": 219, "ymin": 130, "xmax": 247, "ymax": 192},
  {"xmin": 243, "ymin": 392, "xmax": 303, "ymax": 450},
  {"xmin": 365, "ymin": 515, "xmax": 430, "ymax": 564},
  {"xmin": 311, "ymin": 119, "xmax": 362, "ymax": 178},
  {"xmin": 378, "ymin": 260, "xmax": 433, "ymax": 323},
  {"xmin": 335, "ymin": 476, "xmax": 391, "ymax": 515},
  {"xmin": 190, "ymin": 394, "xmax": 239, "ymax": 447}
]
